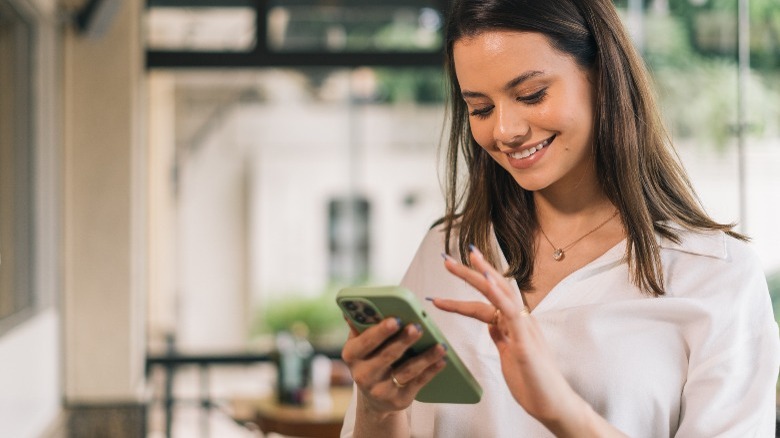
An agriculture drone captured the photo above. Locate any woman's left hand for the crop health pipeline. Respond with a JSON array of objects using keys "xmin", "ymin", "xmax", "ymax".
[{"xmin": 434, "ymin": 246, "xmax": 621, "ymax": 437}]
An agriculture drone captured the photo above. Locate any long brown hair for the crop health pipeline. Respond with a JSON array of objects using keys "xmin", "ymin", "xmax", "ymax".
[{"xmin": 440, "ymin": 0, "xmax": 743, "ymax": 296}]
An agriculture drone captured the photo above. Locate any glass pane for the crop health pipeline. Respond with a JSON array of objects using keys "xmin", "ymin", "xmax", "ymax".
[
  {"xmin": 267, "ymin": 3, "xmax": 443, "ymax": 52},
  {"xmin": 146, "ymin": 7, "xmax": 257, "ymax": 51},
  {"xmin": 0, "ymin": 1, "xmax": 34, "ymax": 322}
]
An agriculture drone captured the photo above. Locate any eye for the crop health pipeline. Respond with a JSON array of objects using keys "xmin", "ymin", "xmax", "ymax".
[
  {"xmin": 517, "ymin": 88, "xmax": 548, "ymax": 104},
  {"xmin": 469, "ymin": 105, "xmax": 494, "ymax": 119}
]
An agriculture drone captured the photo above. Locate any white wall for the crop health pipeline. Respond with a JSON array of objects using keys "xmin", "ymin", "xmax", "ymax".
[
  {"xmin": 0, "ymin": 311, "xmax": 60, "ymax": 438},
  {"xmin": 176, "ymin": 112, "xmax": 250, "ymax": 350}
]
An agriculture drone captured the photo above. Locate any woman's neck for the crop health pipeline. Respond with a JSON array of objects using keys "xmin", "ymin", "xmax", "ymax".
[
  {"xmin": 533, "ymin": 175, "xmax": 615, "ymax": 232},
  {"xmin": 533, "ymin": 150, "xmax": 610, "ymax": 212}
]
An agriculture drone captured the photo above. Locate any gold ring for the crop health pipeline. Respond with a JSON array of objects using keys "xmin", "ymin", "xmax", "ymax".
[
  {"xmin": 518, "ymin": 306, "xmax": 530, "ymax": 317},
  {"xmin": 490, "ymin": 308, "xmax": 501, "ymax": 325},
  {"xmin": 391, "ymin": 372, "xmax": 406, "ymax": 389}
]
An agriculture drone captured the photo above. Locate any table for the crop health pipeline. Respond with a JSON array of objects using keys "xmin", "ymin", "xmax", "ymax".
[{"xmin": 231, "ymin": 386, "xmax": 353, "ymax": 438}]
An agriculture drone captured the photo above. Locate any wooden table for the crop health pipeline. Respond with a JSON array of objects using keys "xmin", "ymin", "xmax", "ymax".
[{"xmin": 231, "ymin": 386, "xmax": 353, "ymax": 438}]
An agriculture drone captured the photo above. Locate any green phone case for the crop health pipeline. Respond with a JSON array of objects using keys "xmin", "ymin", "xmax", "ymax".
[{"xmin": 336, "ymin": 286, "xmax": 483, "ymax": 404}]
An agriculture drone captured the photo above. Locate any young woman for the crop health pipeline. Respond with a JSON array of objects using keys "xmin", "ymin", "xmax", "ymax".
[{"xmin": 340, "ymin": 0, "xmax": 779, "ymax": 436}]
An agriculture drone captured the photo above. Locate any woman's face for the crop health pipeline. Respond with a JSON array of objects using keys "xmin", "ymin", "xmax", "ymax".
[{"xmin": 453, "ymin": 31, "xmax": 596, "ymax": 193}]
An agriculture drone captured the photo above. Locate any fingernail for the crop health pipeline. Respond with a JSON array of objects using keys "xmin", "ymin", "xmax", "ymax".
[
  {"xmin": 413, "ymin": 323, "xmax": 422, "ymax": 333},
  {"xmin": 468, "ymin": 243, "xmax": 476, "ymax": 253},
  {"xmin": 440, "ymin": 343, "xmax": 448, "ymax": 352},
  {"xmin": 392, "ymin": 317, "xmax": 402, "ymax": 329},
  {"xmin": 441, "ymin": 252, "xmax": 455, "ymax": 262},
  {"xmin": 424, "ymin": 296, "xmax": 435, "ymax": 302}
]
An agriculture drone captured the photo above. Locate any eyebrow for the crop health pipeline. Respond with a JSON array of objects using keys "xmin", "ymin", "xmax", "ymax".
[{"xmin": 461, "ymin": 70, "xmax": 545, "ymax": 99}]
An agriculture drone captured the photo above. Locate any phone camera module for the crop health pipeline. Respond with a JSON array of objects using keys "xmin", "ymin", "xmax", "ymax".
[
  {"xmin": 343, "ymin": 300, "xmax": 358, "ymax": 311},
  {"xmin": 363, "ymin": 306, "xmax": 377, "ymax": 317}
]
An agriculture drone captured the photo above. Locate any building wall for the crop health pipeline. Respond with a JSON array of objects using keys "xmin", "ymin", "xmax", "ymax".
[{"xmin": 0, "ymin": 310, "xmax": 60, "ymax": 438}]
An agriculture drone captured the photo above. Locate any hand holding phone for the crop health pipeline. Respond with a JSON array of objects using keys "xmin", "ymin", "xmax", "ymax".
[{"xmin": 337, "ymin": 286, "xmax": 483, "ymax": 404}]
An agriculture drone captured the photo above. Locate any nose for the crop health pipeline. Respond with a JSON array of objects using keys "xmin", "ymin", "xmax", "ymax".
[{"xmin": 493, "ymin": 103, "xmax": 530, "ymax": 147}]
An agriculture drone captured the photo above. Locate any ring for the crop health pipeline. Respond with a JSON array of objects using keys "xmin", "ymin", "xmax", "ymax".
[
  {"xmin": 490, "ymin": 308, "xmax": 501, "ymax": 326},
  {"xmin": 519, "ymin": 306, "xmax": 530, "ymax": 317},
  {"xmin": 391, "ymin": 372, "xmax": 406, "ymax": 389}
]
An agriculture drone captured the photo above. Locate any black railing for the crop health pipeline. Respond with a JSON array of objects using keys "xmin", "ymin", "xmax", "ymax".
[{"xmin": 145, "ymin": 348, "xmax": 342, "ymax": 438}]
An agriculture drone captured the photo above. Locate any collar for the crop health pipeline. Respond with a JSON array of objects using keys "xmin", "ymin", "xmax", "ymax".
[{"xmin": 654, "ymin": 221, "xmax": 728, "ymax": 260}]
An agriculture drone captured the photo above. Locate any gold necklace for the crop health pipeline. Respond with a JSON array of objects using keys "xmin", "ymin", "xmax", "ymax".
[{"xmin": 538, "ymin": 210, "xmax": 619, "ymax": 261}]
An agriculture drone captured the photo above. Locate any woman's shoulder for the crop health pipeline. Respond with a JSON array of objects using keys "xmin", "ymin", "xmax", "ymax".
[
  {"xmin": 656, "ymin": 221, "xmax": 768, "ymax": 301},
  {"xmin": 420, "ymin": 217, "xmax": 462, "ymax": 254},
  {"xmin": 399, "ymin": 219, "xmax": 466, "ymax": 297},
  {"xmin": 655, "ymin": 221, "xmax": 758, "ymax": 264}
]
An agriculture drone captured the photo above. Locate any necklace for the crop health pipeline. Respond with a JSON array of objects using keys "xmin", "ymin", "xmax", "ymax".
[{"xmin": 538, "ymin": 210, "xmax": 619, "ymax": 261}]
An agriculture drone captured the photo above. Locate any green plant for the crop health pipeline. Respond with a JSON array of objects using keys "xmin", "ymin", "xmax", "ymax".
[{"xmin": 251, "ymin": 289, "xmax": 347, "ymax": 346}]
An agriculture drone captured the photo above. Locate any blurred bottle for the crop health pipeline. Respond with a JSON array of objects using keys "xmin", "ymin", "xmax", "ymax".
[
  {"xmin": 274, "ymin": 323, "xmax": 313, "ymax": 405},
  {"xmin": 310, "ymin": 354, "xmax": 333, "ymax": 412}
]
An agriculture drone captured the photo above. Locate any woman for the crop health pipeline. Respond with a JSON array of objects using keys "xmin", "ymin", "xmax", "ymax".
[{"xmin": 340, "ymin": 0, "xmax": 780, "ymax": 436}]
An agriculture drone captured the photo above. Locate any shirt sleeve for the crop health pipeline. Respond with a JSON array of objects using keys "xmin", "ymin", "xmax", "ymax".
[{"xmin": 675, "ymin": 241, "xmax": 780, "ymax": 437}]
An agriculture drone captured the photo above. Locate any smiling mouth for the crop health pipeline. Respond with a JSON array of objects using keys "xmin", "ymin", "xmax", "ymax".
[{"xmin": 507, "ymin": 135, "xmax": 555, "ymax": 159}]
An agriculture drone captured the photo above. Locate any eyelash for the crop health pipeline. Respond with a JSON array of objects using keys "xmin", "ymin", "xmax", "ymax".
[{"xmin": 468, "ymin": 88, "xmax": 548, "ymax": 119}]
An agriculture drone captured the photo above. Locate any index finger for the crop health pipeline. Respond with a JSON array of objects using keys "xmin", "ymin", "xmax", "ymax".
[
  {"xmin": 443, "ymin": 252, "xmax": 516, "ymax": 313},
  {"xmin": 340, "ymin": 317, "xmax": 402, "ymax": 363}
]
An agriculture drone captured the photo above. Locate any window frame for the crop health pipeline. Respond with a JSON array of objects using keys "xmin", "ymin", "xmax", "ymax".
[{"xmin": 0, "ymin": 0, "xmax": 60, "ymax": 335}]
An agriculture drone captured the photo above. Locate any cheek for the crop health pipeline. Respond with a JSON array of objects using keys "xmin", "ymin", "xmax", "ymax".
[{"xmin": 469, "ymin": 122, "xmax": 494, "ymax": 150}]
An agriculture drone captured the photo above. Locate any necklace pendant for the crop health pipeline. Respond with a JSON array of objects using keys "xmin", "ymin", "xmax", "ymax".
[{"xmin": 552, "ymin": 249, "xmax": 565, "ymax": 261}]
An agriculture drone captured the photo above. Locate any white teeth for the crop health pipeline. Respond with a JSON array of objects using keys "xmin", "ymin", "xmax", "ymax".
[{"xmin": 509, "ymin": 139, "xmax": 550, "ymax": 159}]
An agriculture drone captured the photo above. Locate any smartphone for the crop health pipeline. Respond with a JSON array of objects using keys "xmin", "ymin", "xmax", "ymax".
[{"xmin": 336, "ymin": 286, "xmax": 483, "ymax": 404}]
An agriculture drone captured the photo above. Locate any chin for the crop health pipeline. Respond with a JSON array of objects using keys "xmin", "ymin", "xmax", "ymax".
[{"xmin": 509, "ymin": 174, "xmax": 551, "ymax": 193}]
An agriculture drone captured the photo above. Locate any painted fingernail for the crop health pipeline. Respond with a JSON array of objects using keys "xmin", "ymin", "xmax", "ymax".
[
  {"xmin": 424, "ymin": 296, "xmax": 435, "ymax": 302},
  {"xmin": 441, "ymin": 252, "xmax": 455, "ymax": 262},
  {"xmin": 413, "ymin": 323, "xmax": 423, "ymax": 333},
  {"xmin": 468, "ymin": 243, "xmax": 476, "ymax": 253},
  {"xmin": 440, "ymin": 343, "xmax": 448, "ymax": 352},
  {"xmin": 392, "ymin": 317, "xmax": 402, "ymax": 329}
]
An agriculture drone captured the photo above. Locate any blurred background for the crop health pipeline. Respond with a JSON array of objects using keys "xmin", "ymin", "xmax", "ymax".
[{"xmin": 1, "ymin": 0, "xmax": 778, "ymax": 437}]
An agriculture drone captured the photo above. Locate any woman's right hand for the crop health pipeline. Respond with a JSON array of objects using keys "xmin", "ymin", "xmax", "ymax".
[{"xmin": 340, "ymin": 317, "xmax": 448, "ymax": 418}]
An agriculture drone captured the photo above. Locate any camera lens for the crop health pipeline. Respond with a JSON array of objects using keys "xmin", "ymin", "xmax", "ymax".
[
  {"xmin": 363, "ymin": 306, "xmax": 376, "ymax": 317},
  {"xmin": 344, "ymin": 300, "xmax": 357, "ymax": 310},
  {"xmin": 355, "ymin": 313, "xmax": 367, "ymax": 323}
]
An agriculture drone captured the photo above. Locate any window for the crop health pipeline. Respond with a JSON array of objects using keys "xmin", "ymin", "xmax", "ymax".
[{"xmin": 0, "ymin": 0, "xmax": 35, "ymax": 326}]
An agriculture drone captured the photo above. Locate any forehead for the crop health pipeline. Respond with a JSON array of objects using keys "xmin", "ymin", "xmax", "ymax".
[{"xmin": 453, "ymin": 30, "xmax": 582, "ymax": 86}]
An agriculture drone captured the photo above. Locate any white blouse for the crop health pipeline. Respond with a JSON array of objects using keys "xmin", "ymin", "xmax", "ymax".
[{"xmin": 341, "ymin": 223, "xmax": 780, "ymax": 437}]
